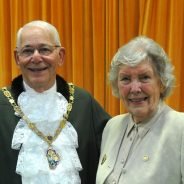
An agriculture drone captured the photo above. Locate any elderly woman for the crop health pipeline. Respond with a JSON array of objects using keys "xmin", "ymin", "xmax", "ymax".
[{"xmin": 96, "ymin": 36, "xmax": 184, "ymax": 184}]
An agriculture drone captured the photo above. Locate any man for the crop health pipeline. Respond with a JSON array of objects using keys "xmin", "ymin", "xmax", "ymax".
[{"xmin": 0, "ymin": 20, "xmax": 110, "ymax": 184}]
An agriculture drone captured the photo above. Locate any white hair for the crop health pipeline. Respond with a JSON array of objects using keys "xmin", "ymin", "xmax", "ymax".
[
  {"xmin": 16, "ymin": 20, "xmax": 61, "ymax": 48},
  {"xmin": 109, "ymin": 36, "xmax": 175, "ymax": 99}
]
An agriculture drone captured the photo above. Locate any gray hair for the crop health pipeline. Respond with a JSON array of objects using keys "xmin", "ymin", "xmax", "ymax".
[
  {"xmin": 16, "ymin": 20, "xmax": 61, "ymax": 48},
  {"xmin": 109, "ymin": 36, "xmax": 175, "ymax": 99}
]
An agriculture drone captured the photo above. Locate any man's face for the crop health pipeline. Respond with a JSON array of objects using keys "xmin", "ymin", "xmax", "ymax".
[{"xmin": 14, "ymin": 26, "xmax": 65, "ymax": 92}]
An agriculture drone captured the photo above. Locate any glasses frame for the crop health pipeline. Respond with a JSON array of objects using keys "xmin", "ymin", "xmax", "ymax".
[{"xmin": 16, "ymin": 44, "xmax": 61, "ymax": 58}]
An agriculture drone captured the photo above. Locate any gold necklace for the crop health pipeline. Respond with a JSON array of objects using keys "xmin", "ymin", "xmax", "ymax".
[{"xmin": 2, "ymin": 83, "xmax": 74, "ymax": 169}]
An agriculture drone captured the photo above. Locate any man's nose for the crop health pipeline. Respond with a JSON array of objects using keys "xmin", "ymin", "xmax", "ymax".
[
  {"xmin": 130, "ymin": 80, "xmax": 141, "ymax": 93},
  {"xmin": 31, "ymin": 49, "xmax": 42, "ymax": 62},
  {"xmin": 32, "ymin": 49, "xmax": 41, "ymax": 56}
]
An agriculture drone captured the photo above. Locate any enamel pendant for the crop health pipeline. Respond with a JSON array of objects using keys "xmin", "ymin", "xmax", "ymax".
[{"xmin": 46, "ymin": 147, "xmax": 60, "ymax": 169}]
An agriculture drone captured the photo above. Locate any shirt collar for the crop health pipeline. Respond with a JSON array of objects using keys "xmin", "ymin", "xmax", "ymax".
[{"xmin": 23, "ymin": 81, "xmax": 57, "ymax": 94}]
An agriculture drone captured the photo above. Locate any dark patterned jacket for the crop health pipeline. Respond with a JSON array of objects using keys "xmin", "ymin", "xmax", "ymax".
[{"xmin": 0, "ymin": 75, "xmax": 110, "ymax": 184}]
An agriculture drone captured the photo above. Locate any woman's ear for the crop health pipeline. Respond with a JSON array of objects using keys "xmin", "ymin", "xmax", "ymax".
[{"xmin": 160, "ymin": 83, "xmax": 165, "ymax": 94}]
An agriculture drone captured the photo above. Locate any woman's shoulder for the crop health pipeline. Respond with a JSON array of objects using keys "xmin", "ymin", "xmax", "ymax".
[
  {"xmin": 105, "ymin": 114, "xmax": 129, "ymax": 130},
  {"xmin": 108, "ymin": 114, "xmax": 129, "ymax": 123},
  {"xmin": 165, "ymin": 105, "xmax": 184, "ymax": 121}
]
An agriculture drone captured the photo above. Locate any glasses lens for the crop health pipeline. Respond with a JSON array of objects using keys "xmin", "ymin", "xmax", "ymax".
[
  {"xmin": 19, "ymin": 47, "xmax": 34, "ymax": 57},
  {"xmin": 39, "ymin": 45, "xmax": 54, "ymax": 56},
  {"xmin": 18, "ymin": 45, "xmax": 59, "ymax": 57}
]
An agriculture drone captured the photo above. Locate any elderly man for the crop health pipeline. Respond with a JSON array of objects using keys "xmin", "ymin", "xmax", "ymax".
[{"xmin": 0, "ymin": 20, "xmax": 110, "ymax": 184}]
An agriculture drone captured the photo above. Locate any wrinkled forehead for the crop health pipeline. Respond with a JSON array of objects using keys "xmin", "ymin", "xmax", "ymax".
[{"xmin": 20, "ymin": 26, "xmax": 55, "ymax": 47}]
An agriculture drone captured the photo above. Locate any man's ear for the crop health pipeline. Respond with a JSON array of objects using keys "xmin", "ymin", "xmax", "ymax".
[
  {"xmin": 58, "ymin": 47, "xmax": 65, "ymax": 66},
  {"xmin": 14, "ymin": 49, "xmax": 20, "ymax": 66}
]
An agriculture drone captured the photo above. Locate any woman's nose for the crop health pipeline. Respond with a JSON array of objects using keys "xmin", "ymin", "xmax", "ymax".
[{"xmin": 130, "ymin": 81, "xmax": 141, "ymax": 93}]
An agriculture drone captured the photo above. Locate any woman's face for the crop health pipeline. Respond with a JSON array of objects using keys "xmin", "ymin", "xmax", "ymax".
[{"xmin": 117, "ymin": 60, "xmax": 163, "ymax": 123}]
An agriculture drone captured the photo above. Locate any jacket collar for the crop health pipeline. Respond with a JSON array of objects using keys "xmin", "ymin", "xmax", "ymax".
[{"xmin": 11, "ymin": 75, "xmax": 70, "ymax": 102}]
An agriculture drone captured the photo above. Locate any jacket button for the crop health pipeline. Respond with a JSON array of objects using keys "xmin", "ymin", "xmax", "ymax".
[{"xmin": 143, "ymin": 155, "xmax": 149, "ymax": 161}]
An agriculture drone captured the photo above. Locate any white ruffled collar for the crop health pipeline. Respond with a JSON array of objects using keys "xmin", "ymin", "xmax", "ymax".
[{"xmin": 11, "ymin": 83, "xmax": 82, "ymax": 184}]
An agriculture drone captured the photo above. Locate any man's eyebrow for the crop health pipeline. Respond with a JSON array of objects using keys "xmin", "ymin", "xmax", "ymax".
[{"xmin": 21, "ymin": 43, "xmax": 50, "ymax": 48}]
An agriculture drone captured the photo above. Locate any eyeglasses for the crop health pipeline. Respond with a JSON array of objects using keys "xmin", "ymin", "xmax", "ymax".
[{"xmin": 17, "ymin": 45, "xmax": 61, "ymax": 58}]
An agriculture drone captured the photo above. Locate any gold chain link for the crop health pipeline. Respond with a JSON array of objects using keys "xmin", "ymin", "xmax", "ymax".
[{"xmin": 2, "ymin": 83, "xmax": 74, "ymax": 146}]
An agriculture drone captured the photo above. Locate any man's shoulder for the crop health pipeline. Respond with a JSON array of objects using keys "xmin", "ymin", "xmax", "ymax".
[
  {"xmin": 0, "ymin": 86, "xmax": 12, "ymax": 104},
  {"xmin": 72, "ymin": 85, "xmax": 107, "ymax": 112},
  {"xmin": 73, "ymin": 85, "xmax": 92, "ymax": 99}
]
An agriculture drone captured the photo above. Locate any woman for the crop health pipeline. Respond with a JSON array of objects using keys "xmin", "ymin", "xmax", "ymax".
[{"xmin": 96, "ymin": 36, "xmax": 184, "ymax": 184}]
